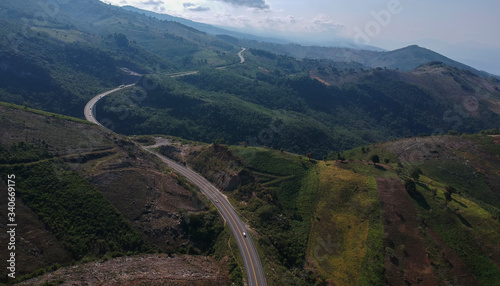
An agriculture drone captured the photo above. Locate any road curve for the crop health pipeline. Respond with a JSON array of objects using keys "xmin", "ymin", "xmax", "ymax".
[
  {"xmin": 84, "ymin": 85, "xmax": 267, "ymax": 286},
  {"xmin": 84, "ymin": 84, "xmax": 135, "ymax": 125},
  {"xmin": 142, "ymin": 144, "xmax": 267, "ymax": 286},
  {"xmin": 238, "ymin": 47, "xmax": 246, "ymax": 64}
]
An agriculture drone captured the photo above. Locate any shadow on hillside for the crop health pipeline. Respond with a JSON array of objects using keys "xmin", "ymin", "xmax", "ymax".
[{"xmin": 409, "ymin": 182, "xmax": 431, "ymax": 210}]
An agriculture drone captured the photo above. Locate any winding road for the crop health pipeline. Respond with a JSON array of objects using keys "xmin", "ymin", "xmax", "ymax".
[
  {"xmin": 84, "ymin": 84, "xmax": 134, "ymax": 125},
  {"xmin": 238, "ymin": 47, "xmax": 246, "ymax": 63},
  {"xmin": 168, "ymin": 47, "xmax": 246, "ymax": 75},
  {"xmin": 143, "ymin": 142, "xmax": 266, "ymax": 286},
  {"xmin": 83, "ymin": 47, "xmax": 267, "ymax": 286}
]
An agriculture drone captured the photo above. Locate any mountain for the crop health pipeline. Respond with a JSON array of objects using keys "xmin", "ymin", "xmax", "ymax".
[
  {"xmin": 1, "ymin": 1, "xmax": 500, "ymax": 284},
  {"xmin": 365, "ymin": 45, "xmax": 496, "ymax": 77},
  {"xmin": 115, "ymin": 5, "xmax": 492, "ymax": 76},
  {"xmin": 0, "ymin": 103, "xmax": 235, "ymax": 285},
  {"xmin": 5, "ymin": 98, "xmax": 498, "ymax": 285},
  {"xmin": 158, "ymin": 132, "xmax": 500, "ymax": 285},
  {"xmin": 121, "ymin": 5, "xmax": 383, "ymax": 51},
  {"xmin": 415, "ymin": 38, "xmax": 500, "ymax": 76},
  {"xmin": 237, "ymin": 41, "xmax": 498, "ymax": 78},
  {"xmin": 0, "ymin": 0, "xmax": 243, "ymax": 116},
  {"xmin": 1, "ymin": 0, "xmax": 500, "ymax": 156},
  {"xmin": 97, "ymin": 59, "xmax": 500, "ymax": 157},
  {"xmin": 121, "ymin": 5, "xmax": 290, "ymax": 44}
]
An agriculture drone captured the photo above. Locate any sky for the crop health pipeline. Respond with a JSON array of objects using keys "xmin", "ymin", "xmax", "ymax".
[{"xmin": 100, "ymin": 0, "xmax": 500, "ymax": 75}]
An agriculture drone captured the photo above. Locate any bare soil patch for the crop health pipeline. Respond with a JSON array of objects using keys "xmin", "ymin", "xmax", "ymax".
[
  {"xmin": 17, "ymin": 254, "xmax": 230, "ymax": 286},
  {"xmin": 491, "ymin": 135, "xmax": 500, "ymax": 145},
  {"xmin": 376, "ymin": 178, "xmax": 438, "ymax": 286},
  {"xmin": 93, "ymin": 169, "xmax": 200, "ymax": 250},
  {"xmin": 309, "ymin": 71, "xmax": 331, "ymax": 86}
]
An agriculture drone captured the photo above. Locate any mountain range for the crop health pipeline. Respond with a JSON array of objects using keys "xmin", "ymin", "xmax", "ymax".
[
  {"xmin": 1, "ymin": 0, "xmax": 500, "ymax": 285},
  {"xmin": 122, "ymin": 5, "xmax": 499, "ymax": 78},
  {"xmin": 1, "ymin": 0, "xmax": 500, "ymax": 156}
]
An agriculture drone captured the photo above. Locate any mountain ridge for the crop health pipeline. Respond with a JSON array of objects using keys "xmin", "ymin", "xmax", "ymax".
[
  {"xmin": 2, "ymin": 0, "xmax": 500, "ymax": 285},
  {"xmin": 119, "ymin": 5, "xmax": 497, "ymax": 78}
]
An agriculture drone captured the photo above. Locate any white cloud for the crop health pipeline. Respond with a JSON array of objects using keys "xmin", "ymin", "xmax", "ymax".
[
  {"xmin": 183, "ymin": 2, "xmax": 210, "ymax": 11},
  {"xmin": 141, "ymin": 0, "xmax": 164, "ymax": 6},
  {"xmin": 210, "ymin": 0, "xmax": 269, "ymax": 9},
  {"xmin": 100, "ymin": 0, "xmax": 345, "ymax": 40},
  {"xmin": 195, "ymin": 11, "xmax": 345, "ymax": 36}
]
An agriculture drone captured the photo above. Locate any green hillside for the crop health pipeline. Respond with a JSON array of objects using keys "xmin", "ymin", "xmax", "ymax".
[
  {"xmin": 0, "ymin": 104, "xmax": 234, "ymax": 284},
  {"xmin": 161, "ymin": 132, "xmax": 500, "ymax": 285},
  {"xmin": 1, "ymin": 0, "xmax": 500, "ymax": 284},
  {"xmin": 98, "ymin": 60, "xmax": 500, "ymax": 157},
  {"xmin": 1, "ymin": 0, "xmax": 500, "ymax": 158},
  {"xmin": 0, "ymin": 0, "xmax": 240, "ymax": 117}
]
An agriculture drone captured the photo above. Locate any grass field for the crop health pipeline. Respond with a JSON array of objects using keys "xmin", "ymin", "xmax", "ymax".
[{"xmin": 307, "ymin": 162, "xmax": 384, "ymax": 285}]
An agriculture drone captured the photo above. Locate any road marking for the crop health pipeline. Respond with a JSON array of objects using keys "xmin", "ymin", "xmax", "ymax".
[
  {"xmin": 86, "ymin": 81, "xmax": 264, "ymax": 286},
  {"xmin": 155, "ymin": 153, "xmax": 259, "ymax": 286}
]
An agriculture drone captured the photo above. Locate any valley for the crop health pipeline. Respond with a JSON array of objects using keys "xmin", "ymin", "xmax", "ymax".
[{"xmin": 1, "ymin": 0, "xmax": 500, "ymax": 285}]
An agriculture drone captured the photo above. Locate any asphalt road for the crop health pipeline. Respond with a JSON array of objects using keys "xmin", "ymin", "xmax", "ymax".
[
  {"xmin": 84, "ymin": 84, "xmax": 135, "ymax": 125},
  {"xmin": 169, "ymin": 47, "xmax": 246, "ymax": 76},
  {"xmin": 143, "ymin": 144, "xmax": 267, "ymax": 286},
  {"xmin": 84, "ymin": 83, "xmax": 267, "ymax": 286},
  {"xmin": 238, "ymin": 47, "xmax": 246, "ymax": 63},
  {"xmin": 169, "ymin": 71, "xmax": 199, "ymax": 78}
]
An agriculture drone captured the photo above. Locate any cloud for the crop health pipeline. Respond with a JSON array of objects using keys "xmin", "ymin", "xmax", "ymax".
[
  {"xmin": 212, "ymin": 0, "xmax": 269, "ymax": 9},
  {"xmin": 183, "ymin": 2, "xmax": 210, "ymax": 11},
  {"xmin": 139, "ymin": 0, "xmax": 165, "ymax": 11},
  {"xmin": 308, "ymin": 14, "xmax": 345, "ymax": 33},
  {"xmin": 141, "ymin": 0, "xmax": 164, "ymax": 5},
  {"xmin": 250, "ymin": 14, "xmax": 344, "ymax": 35}
]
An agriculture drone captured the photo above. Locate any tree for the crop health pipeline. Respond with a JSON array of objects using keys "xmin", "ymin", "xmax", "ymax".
[
  {"xmin": 337, "ymin": 153, "xmax": 345, "ymax": 161},
  {"xmin": 411, "ymin": 168, "xmax": 422, "ymax": 181},
  {"xmin": 212, "ymin": 138, "xmax": 224, "ymax": 145},
  {"xmin": 444, "ymin": 185, "xmax": 457, "ymax": 204},
  {"xmin": 114, "ymin": 33, "xmax": 129, "ymax": 48},
  {"xmin": 445, "ymin": 185, "xmax": 457, "ymax": 194},
  {"xmin": 444, "ymin": 191, "xmax": 452, "ymax": 204},
  {"xmin": 444, "ymin": 185, "xmax": 456, "ymax": 204},
  {"xmin": 371, "ymin": 154, "xmax": 380, "ymax": 164},
  {"xmin": 404, "ymin": 178, "xmax": 416, "ymax": 195},
  {"xmin": 306, "ymin": 153, "xmax": 313, "ymax": 159}
]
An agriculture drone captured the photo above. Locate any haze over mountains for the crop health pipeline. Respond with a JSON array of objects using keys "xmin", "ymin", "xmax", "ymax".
[
  {"xmin": 1, "ymin": 0, "xmax": 500, "ymax": 285},
  {"xmin": 103, "ymin": 0, "xmax": 500, "ymax": 76},
  {"xmin": 1, "ymin": 0, "xmax": 500, "ymax": 156}
]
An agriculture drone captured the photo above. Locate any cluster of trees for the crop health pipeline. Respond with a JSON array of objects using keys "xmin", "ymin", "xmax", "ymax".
[
  {"xmin": 480, "ymin": 128, "xmax": 500, "ymax": 135},
  {"xmin": 0, "ymin": 144, "xmax": 149, "ymax": 260},
  {"xmin": 102, "ymin": 61, "xmax": 500, "ymax": 159},
  {"xmin": 0, "ymin": 142, "xmax": 51, "ymax": 164},
  {"xmin": 180, "ymin": 210, "xmax": 224, "ymax": 254}
]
